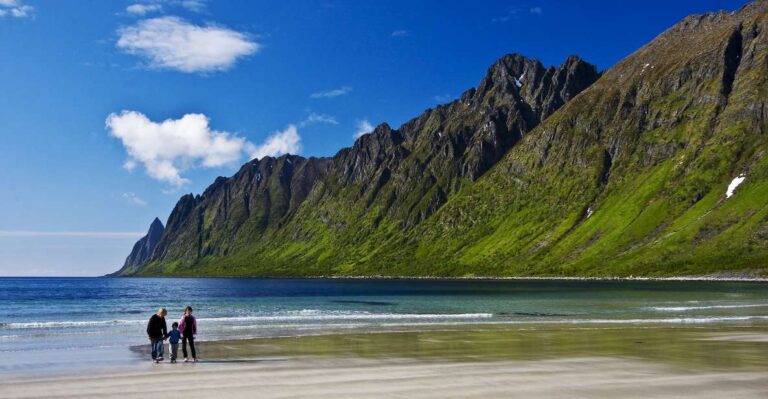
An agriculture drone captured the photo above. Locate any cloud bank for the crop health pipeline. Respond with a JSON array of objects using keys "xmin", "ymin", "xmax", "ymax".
[{"xmin": 116, "ymin": 16, "xmax": 259, "ymax": 73}]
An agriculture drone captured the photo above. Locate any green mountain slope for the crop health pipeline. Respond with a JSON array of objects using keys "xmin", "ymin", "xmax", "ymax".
[
  {"xmin": 123, "ymin": 1, "xmax": 768, "ymax": 277},
  {"xmin": 389, "ymin": 2, "xmax": 768, "ymax": 277}
]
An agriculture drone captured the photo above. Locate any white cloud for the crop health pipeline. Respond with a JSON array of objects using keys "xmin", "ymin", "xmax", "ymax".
[
  {"xmin": 0, "ymin": 230, "xmax": 145, "ymax": 238},
  {"xmin": 433, "ymin": 94, "xmax": 453, "ymax": 103},
  {"xmin": 247, "ymin": 125, "xmax": 302, "ymax": 160},
  {"xmin": 390, "ymin": 30, "xmax": 409, "ymax": 37},
  {"xmin": 122, "ymin": 192, "xmax": 148, "ymax": 206},
  {"xmin": 310, "ymin": 86, "xmax": 352, "ymax": 99},
  {"xmin": 107, "ymin": 110, "xmax": 306, "ymax": 184},
  {"xmin": 116, "ymin": 16, "xmax": 259, "ymax": 73},
  {"xmin": 354, "ymin": 119, "xmax": 374, "ymax": 139},
  {"xmin": 0, "ymin": 0, "xmax": 33, "ymax": 18},
  {"xmin": 529, "ymin": 6, "xmax": 542, "ymax": 14},
  {"xmin": 299, "ymin": 112, "xmax": 338, "ymax": 127},
  {"xmin": 126, "ymin": 3, "xmax": 163, "ymax": 15},
  {"xmin": 106, "ymin": 111, "xmax": 255, "ymax": 186},
  {"xmin": 9, "ymin": 5, "xmax": 30, "ymax": 16}
]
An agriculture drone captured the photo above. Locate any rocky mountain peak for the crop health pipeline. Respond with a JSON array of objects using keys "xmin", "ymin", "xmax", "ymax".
[
  {"xmin": 148, "ymin": 217, "xmax": 163, "ymax": 234},
  {"xmin": 109, "ymin": 217, "xmax": 164, "ymax": 276}
]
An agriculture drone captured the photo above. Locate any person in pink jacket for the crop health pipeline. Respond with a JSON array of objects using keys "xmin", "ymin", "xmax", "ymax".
[{"xmin": 178, "ymin": 305, "xmax": 198, "ymax": 362}]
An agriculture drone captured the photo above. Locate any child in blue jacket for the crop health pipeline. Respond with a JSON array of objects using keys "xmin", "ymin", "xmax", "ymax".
[{"xmin": 168, "ymin": 322, "xmax": 181, "ymax": 363}]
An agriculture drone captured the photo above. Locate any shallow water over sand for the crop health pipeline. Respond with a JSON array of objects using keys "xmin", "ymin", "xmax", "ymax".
[
  {"xmin": 188, "ymin": 324, "xmax": 768, "ymax": 371},
  {"xmin": 1, "ymin": 277, "xmax": 768, "ymax": 374}
]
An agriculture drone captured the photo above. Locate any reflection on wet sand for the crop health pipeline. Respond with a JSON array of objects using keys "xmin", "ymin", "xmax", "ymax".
[{"xmin": 132, "ymin": 323, "xmax": 768, "ymax": 371}]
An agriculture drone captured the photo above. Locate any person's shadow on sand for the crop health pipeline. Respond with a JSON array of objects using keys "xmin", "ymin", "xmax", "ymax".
[{"xmin": 129, "ymin": 345, "xmax": 288, "ymax": 364}]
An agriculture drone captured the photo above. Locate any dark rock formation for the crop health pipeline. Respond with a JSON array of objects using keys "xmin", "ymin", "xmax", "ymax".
[{"xmin": 110, "ymin": 217, "xmax": 164, "ymax": 276}]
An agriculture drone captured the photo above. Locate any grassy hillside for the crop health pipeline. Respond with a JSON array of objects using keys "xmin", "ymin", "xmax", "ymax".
[{"xmin": 133, "ymin": 2, "xmax": 768, "ymax": 277}]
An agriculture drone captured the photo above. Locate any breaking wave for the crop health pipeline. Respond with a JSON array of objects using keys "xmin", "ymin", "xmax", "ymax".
[{"xmin": 647, "ymin": 304, "xmax": 768, "ymax": 312}]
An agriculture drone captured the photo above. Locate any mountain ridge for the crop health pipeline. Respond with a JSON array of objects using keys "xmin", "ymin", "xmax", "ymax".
[
  {"xmin": 115, "ymin": 52, "xmax": 599, "ymax": 275},
  {"xmin": 116, "ymin": 1, "xmax": 768, "ymax": 277}
]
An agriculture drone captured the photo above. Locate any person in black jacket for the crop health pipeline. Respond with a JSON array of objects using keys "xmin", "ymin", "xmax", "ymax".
[{"xmin": 146, "ymin": 308, "xmax": 168, "ymax": 363}]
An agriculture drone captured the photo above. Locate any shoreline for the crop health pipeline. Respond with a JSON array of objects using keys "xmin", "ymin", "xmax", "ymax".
[
  {"xmin": 103, "ymin": 274, "xmax": 768, "ymax": 282},
  {"xmin": 4, "ymin": 321, "xmax": 768, "ymax": 398}
]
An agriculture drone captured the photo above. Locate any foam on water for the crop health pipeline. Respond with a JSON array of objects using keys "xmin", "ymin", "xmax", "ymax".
[
  {"xmin": 509, "ymin": 316, "xmax": 768, "ymax": 324},
  {"xmin": 201, "ymin": 312, "xmax": 495, "ymax": 323},
  {"xmin": 0, "ymin": 312, "xmax": 495, "ymax": 330},
  {"xmin": 648, "ymin": 304, "xmax": 768, "ymax": 312},
  {"xmin": 0, "ymin": 319, "xmax": 145, "ymax": 329}
]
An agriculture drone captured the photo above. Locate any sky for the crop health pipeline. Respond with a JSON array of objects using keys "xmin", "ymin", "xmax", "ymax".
[{"xmin": 0, "ymin": 0, "xmax": 751, "ymax": 276}]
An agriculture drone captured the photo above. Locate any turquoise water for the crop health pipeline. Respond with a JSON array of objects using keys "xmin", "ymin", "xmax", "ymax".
[{"xmin": 1, "ymin": 277, "xmax": 768, "ymax": 373}]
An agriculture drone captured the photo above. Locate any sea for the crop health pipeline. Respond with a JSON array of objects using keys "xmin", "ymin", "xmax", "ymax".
[{"xmin": 1, "ymin": 277, "xmax": 768, "ymax": 374}]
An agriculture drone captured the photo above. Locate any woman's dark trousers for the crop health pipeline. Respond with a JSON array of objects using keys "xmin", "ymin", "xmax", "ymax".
[{"xmin": 182, "ymin": 336, "xmax": 196, "ymax": 359}]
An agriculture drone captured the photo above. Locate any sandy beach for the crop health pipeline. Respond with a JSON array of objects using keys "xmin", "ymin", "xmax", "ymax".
[
  {"xmin": 2, "ymin": 356, "xmax": 767, "ymax": 399},
  {"xmin": 3, "ymin": 326, "xmax": 768, "ymax": 398}
]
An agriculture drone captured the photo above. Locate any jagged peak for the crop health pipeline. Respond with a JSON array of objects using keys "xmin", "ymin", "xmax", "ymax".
[
  {"xmin": 150, "ymin": 217, "xmax": 163, "ymax": 229},
  {"xmin": 560, "ymin": 54, "xmax": 591, "ymax": 69},
  {"xmin": 174, "ymin": 193, "xmax": 197, "ymax": 205},
  {"xmin": 492, "ymin": 53, "xmax": 541, "ymax": 69},
  {"xmin": 244, "ymin": 153, "xmax": 300, "ymax": 166},
  {"xmin": 373, "ymin": 122, "xmax": 392, "ymax": 134},
  {"xmin": 201, "ymin": 176, "xmax": 229, "ymax": 197},
  {"xmin": 482, "ymin": 53, "xmax": 541, "ymax": 85},
  {"xmin": 351, "ymin": 122, "xmax": 402, "ymax": 147},
  {"xmin": 477, "ymin": 53, "xmax": 597, "ymax": 97},
  {"xmin": 488, "ymin": 52, "xmax": 595, "ymax": 75}
]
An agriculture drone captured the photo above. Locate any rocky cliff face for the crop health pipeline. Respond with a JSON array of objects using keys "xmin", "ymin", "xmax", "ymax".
[
  {"xmin": 111, "ymin": 217, "xmax": 164, "ymax": 276},
  {"xmin": 117, "ymin": 53, "xmax": 598, "ymax": 276},
  {"xmin": 118, "ymin": 1, "xmax": 768, "ymax": 277},
  {"xmin": 144, "ymin": 155, "xmax": 331, "ymax": 271}
]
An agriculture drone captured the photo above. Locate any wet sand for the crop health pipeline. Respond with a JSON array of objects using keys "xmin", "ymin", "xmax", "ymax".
[{"xmin": 2, "ymin": 324, "xmax": 768, "ymax": 398}]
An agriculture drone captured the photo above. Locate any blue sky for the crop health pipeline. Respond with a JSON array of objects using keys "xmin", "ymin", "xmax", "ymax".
[{"xmin": 0, "ymin": 0, "xmax": 749, "ymax": 276}]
